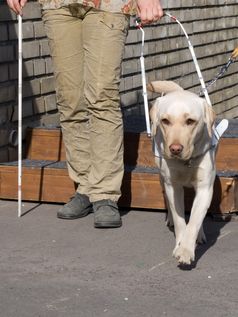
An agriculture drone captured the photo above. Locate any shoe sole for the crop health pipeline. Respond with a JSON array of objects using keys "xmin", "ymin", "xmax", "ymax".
[
  {"xmin": 94, "ymin": 221, "xmax": 122, "ymax": 228},
  {"xmin": 57, "ymin": 207, "xmax": 93, "ymax": 220}
]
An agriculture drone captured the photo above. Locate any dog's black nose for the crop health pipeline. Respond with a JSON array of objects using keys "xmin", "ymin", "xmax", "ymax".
[{"xmin": 169, "ymin": 143, "xmax": 183, "ymax": 155}]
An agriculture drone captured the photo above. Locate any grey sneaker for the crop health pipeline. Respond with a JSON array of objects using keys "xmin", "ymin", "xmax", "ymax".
[
  {"xmin": 93, "ymin": 199, "xmax": 122, "ymax": 228},
  {"xmin": 57, "ymin": 193, "xmax": 93, "ymax": 219}
]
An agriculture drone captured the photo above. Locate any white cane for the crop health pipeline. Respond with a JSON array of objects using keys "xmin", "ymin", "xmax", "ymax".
[
  {"xmin": 136, "ymin": 20, "xmax": 151, "ymax": 137},
  {"xmin": 18, "ymin": 14, "xmax": 23, "ymax": 217}
]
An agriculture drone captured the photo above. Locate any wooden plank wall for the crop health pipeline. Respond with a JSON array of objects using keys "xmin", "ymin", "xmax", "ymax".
[
  {"xmin": 0, "ymin": 0, "xmax": 57, "ymax": 162},
  {"xmin": 0, "ymin": 0, "xmax": 237, "ymax": 163},
  {"xmin": 121, "ymin": 0, "xmax": 238, "ymax": 119}
]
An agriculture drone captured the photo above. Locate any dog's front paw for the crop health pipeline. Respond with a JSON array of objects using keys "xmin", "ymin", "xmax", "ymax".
[{"xmin": 173, "ymin": 245, "xmax": 195, "ymax": 265}]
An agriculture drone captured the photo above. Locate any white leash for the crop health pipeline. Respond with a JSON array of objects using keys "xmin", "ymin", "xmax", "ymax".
[
  {"xmin": 18, "ymin": 14, "xmax": 23, "ymax": 217},
  {"xmin": 164, "ymin": 12, "xmax": 211, "ymax": 106},
  {"xmin": 136, "ymin": 12, "xmax": 228, "ymax": 142},
  {"xmin": 164, "ymin": 12, "xmax": 228, "ymax": 144}
]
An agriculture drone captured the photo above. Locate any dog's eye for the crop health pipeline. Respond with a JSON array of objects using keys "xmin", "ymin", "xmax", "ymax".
[
  {"xmin": 186, "ymin": 118, "xmax": 196, "ymax": 125},
  {"xmin": 161, "ymin": 118, "xmax": 170, "ymax": 126}
]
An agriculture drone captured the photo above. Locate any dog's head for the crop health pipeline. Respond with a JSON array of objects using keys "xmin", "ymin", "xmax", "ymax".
[{"xmin": 149, "ymin": 81, "xmax": 216, "ymax": 161}]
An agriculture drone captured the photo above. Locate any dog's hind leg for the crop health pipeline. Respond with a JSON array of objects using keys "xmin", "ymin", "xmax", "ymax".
[
  {"xmin": 166, "ymin": 207, "xmax": 174, "ymax": 228},
  {"xmin": 197, "ymin": 225, "xmax": 207, "ymax": 244},
  {"xmin": 163, "ymin": 183, "xmax": 186, "ymax": 254},
  {"xmin": 160, "ymin": 178, "xmax": 174, "ymax": 228}
]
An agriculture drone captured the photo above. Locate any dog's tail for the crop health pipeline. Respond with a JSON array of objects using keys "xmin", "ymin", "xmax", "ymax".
[{"xmin": 147, "ymin": 80, "xmax": 184, "ymax": 94}]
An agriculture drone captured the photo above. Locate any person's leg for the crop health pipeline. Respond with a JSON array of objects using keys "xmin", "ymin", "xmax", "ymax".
[
  {"xmin": 42, "ymin": 7, "xmax": 129, "ymax": 226},
  {"xmin": 82, "ymin": 9, "xmax": 129, "ymax": 227},
  {"xmin": 42, "ymin": 6, "xmax": 92, "ymax": 218},
  {"xmin": 83, "ymin": 9, "xmax": 129, "ymax": 202}
]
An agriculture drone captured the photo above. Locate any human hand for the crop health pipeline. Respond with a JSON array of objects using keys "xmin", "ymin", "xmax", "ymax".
[
  {"xmin": 231, "ymin": 46, "xmax": 238, "ymax": 59},
  {"xmin": 137, "ymin": 0, "xmax": 163, "ymax": 25},
  {"xmin": 6, "ymin": 0, "xmax": 27, "ymax": 15}
]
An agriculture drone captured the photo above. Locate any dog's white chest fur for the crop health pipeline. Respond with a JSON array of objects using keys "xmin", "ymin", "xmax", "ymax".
[{"xmin": 156, "ymin": 148, "xmax": 216, "ymax": 188}]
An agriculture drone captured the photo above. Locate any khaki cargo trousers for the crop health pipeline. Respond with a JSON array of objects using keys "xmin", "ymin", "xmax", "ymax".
[{"xmin": 42, "ymin": 6, "xmax": 129, "ymax": 202}]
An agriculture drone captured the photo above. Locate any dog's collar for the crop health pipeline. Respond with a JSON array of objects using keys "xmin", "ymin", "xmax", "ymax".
[{"xmin": 183, "ymin": 144, "xmax": 216, "ymax": 168}]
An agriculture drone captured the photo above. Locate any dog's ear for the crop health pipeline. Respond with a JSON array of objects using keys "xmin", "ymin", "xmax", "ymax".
[
  {"xmin": 147, "ymin": 80, "xmax": 184, "ymax": 94},
  {"xmin": 204, "ymin": 102, "xmax": 216, "ymax": 137},
  {"xmin": 150, "ymin": 100, "xmax": 160, "ymax": 136}
]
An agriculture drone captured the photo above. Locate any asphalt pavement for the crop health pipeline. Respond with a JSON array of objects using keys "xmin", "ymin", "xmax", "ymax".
[{"xmin": 0, "ymin": 200, "xmax": 238, "ymax": 317}]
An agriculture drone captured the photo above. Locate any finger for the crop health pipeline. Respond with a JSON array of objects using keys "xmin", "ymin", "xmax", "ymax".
[
  {"xmin": 231, "ymin": 47, "xmax": 238, "ymax": 59},
  {"xmin": 138, "ymin": 8, "xmax": 147, "ymax": 24},
  {"xmin": 146, "ymin": 9, "xmax": 154, "ymax": 23},
  {"xmin": 140, "ymin": 11, "xmax": 154, "ymax": 25},
  {"xmin": 153, "ymin": 5, "xmax": 164, "ymax": 21},
  {"xmin": 6, "ymin": 0, "xmax": 15, "ymax": 13},
  {"xmin": 140, "ymin": 7, "xmax": 164, "ymax": 25},
  {"xmin": 20, "ymin": 0, "xmax": 27, "ymax": 9},
  {"xmin": 7, "ymin": 0, "xmax": 22, "ymax": 15}
]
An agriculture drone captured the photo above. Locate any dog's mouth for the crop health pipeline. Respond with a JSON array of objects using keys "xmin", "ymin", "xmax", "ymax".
[
  {"xmin": 168, "ymin": 153, "xmax": 187, "ymax": 161},
  {"xmin": 164, "ymin": 148, "xmax": 193, "ymax": 161}
]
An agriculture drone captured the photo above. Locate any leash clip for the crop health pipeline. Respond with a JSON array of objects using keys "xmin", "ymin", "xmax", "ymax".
[{"xmin": 135, "ymin": 17, "xmax": 142, "ymax": 29}]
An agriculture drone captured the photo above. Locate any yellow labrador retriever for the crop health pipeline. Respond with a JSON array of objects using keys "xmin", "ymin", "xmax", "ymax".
[{"xmin": 149, "ymin": 81, "xmax": 216, "ymax": 265}]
